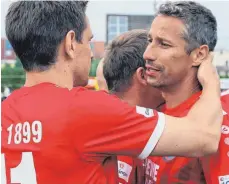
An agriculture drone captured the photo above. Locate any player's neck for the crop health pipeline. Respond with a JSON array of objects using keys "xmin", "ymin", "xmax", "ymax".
[
  {"xmin": 24, "ymin": 67, "xmax": 73, "ymax": 90},
  {"xmin": 162, "ymin": 75, "xmax": 201, "ymax": 109},
  {"xmin": 113, "ymin": 84, "xmax": 140, "ymax": 107},
  {"xmin": 114, "ymin": 85, "xmax": 157, "ymax": 109}
]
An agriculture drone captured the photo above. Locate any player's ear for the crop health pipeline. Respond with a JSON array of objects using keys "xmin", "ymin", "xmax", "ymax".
[
  {"xmin": 191, "ymin": 45, "xmax": 209, "ymax": 67},
  {"xmin": 136, "ymin": 67, "xmax": 147, "ymax": 86},
  {"xmin": 64, "ymin": 30, "xmax": 76, "ymax": 60}
]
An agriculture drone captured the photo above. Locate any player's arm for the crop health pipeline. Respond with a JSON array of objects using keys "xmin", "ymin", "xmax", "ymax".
[
  {"xmin": 74, "ymin": 85, "xmax": 221, "ymax": 159},
  {"xmin": 74, "ymin": 54, "xmax": 222, "ymax": 158}
]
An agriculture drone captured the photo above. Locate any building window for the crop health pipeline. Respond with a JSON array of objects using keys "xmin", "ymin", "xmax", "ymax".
[
  {"xmin": 106, "ymin": 15, "xmax": 154, "ymax": 43},
  {"xmin": 107, "ymin": 15, "xmax": 128, "ymax": 42}
]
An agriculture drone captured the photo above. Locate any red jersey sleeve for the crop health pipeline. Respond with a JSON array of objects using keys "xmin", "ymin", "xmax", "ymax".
[
  {"xmin": 71, "ymin": 89, "xmax": 165, "ymax": 159},
  {"xmin": 200, "ymin": 99, "xmax": 229, "ymax": 184}
]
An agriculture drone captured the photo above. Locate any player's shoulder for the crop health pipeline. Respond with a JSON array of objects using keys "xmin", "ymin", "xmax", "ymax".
[
  {"xmin": 72, "ymin": 87, "xmax": 109, "ymax": 97},
  {"xmin": 221, "ymin": 90, "xmax": 229, "ymax": 116},
  {"xmin": 219, "ymin": 90, "xmax": 229, "ymax": 136},
  {"xmin": 221, "ymin": 90, "xmax": 229, "ymax": 105},
  {"xmin": 71, "ymin": 87, "xmax": 121, "ymax": 104},
  {"xmin": 70, "ymin": 88, "xmax": 132, "ymax": 117},
  {"xmin": 1, "ymin": 87, "xmax": 23, "ymax": 107},
  {"xmin": 221, "ymin": 89, "xmax": 229, "ymax": 97}
]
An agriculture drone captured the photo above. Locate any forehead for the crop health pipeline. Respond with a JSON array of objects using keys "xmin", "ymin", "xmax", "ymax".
[{"xmin": 149, "ymin": 15, "xmax": 186, "ymax": 39}]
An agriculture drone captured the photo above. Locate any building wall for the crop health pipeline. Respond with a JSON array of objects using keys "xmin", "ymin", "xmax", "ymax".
[
  {"xmin": 91, "ymin": 41, "xmax": 105, "ymax": 59},
  {"xmin": 86, "ymin": 1, "xmax": 155, "ymax": 42}
]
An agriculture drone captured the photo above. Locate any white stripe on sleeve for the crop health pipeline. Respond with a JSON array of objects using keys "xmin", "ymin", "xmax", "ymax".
[{"xmin": 138, "ymin": 112, "xmax": 166, "ymax": 160}]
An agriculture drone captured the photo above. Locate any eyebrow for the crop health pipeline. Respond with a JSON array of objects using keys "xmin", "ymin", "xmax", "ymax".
[
  {"xmin": 147, "ymin": 34, "xmax": 172, "ymax": 43},
  {"xmin": 158, "ymin": 36, "xmax": 173, "ymax": 43}
]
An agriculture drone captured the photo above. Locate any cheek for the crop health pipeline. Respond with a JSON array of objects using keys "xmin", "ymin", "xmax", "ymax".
[
  {"xmin": 85, "ymin": 46, "xmax": 91, "ymax": 61},
  {"xmin": 158, "ymin": 54, "xmax": 176, "ymax": 74},
  {"xmin": 163, "ymin": 49, "xmax": 189, "ymax": 73},
  {"xmin": 81, "ymin": 46, "xmax": 91, "ymax": 65}
]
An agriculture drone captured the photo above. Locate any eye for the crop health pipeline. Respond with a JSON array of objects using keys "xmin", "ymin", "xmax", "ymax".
[
  {"xmin": 160, "ymin": 42, "xmax": 171, "ymax": 48},
  {"xmin": 147, "ymin": 38, "xmax": 153, "ymax": 43}
]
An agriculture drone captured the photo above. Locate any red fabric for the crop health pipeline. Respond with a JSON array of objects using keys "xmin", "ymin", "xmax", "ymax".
[
  {"xmin": 1, "ymin": 83, "xmax": 162, "ymax": 184},
  {"xmin": 144, "ymin": 91, "xmax": 229, "ymax": 184},
  {"xmin": 117, "ymin": 156, "xmax": 135, "ymax": 184},
  {"xmin": 200, "ymin": 93, "xmax": 229, "ymax": 184}
]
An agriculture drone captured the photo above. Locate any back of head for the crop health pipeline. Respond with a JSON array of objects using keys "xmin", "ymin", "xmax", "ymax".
[
  {"xmin": 5, "ymin": 1, "xmax": 88, "ymax": 72},
  {"xmin": 156, "ymin": 1, "xmax": 217, "ymax": 53},
  {"xmin": 103, "ymin": 29, "xmax": 148, "ymax": 93}
]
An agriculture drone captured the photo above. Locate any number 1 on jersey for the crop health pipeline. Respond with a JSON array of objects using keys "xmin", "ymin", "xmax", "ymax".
[{"xmin": 1, "ymin": 152, "xmax": 37, "ymax": 184}]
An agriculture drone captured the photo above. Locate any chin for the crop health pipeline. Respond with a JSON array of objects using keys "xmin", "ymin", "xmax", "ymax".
[
  {"xmin": 147, "ymin": 77, "xmax": 164, "ymax": 88},
  {"xmin": 147, "ymin": 77, "xmax": 157, "ymax": 86}
]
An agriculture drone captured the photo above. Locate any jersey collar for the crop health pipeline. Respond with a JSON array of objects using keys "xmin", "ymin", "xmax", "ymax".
[{"xmin": 163, "ymin": 91, "xmax": 202, "ymax": 115}]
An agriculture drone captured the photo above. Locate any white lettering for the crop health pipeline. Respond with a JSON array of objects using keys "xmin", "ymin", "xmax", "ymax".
[
  {"xmin": 219, "ymin": 175, "xmax": 229, "ymax": 184},
  {"xmin": 1, "ymin": 152, "xmax": 37, "ymax": 184},
  {"xmin": 118, "ymin": 161, "xmax": 132, "ymax": 182},
  {"xmin": 145, "ymin": 159, "xmax": 160, "ymax": 183},
  {"xmin": 7, "ymin": 121, "xmax": 42, "ymax": 144}
]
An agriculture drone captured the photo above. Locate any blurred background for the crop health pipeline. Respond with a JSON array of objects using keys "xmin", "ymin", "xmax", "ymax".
[{"xmin": 1, "ymin": 0, "xmax": 229, "ymax": 100}]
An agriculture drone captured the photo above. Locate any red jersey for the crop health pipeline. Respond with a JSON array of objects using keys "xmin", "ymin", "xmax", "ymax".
[
  {"xmin": 201, "ymin": 90, "xmax": 229, "ymax": 184},
  {"xmin": 117, "ymin": 156, "xmax": 146, "ymax": 184},
  {"xmin": 117, "ymin": 156, "xmax": 135, "ymax": 184},
  {"xmin": 143, "ymin": 91, "xmax": 229, "ymax": 184},
  {"xmin": 1, "ymin": 82, "xmax": 165, "ymax": 184}
]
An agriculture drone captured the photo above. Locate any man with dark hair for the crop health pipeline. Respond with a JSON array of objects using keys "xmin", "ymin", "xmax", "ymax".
[
  {"xmin": 104, "ymin": 29, "xmax": 164, "ymax": 109},
  {"xmin": 1, "ymin": 1, "xmax": 223, "ymax": 184},
  {"xmin": 103, "ymin": 29, "xmax": 164, "ymax": 184},
  {"xmin": 143, "ymin": 1, "xmax": 229, "ymax": 183}
]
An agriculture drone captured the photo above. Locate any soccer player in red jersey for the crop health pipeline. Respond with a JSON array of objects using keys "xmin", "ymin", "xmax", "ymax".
[
  {"xmin": 143, "ymin": 1, "xmax": 229, "ymax": 184},
  {"xmin": 103, "ymin": 30, "xmax": 165, "ymax": 184},
  {"xmin": 1, "ymin": 1, "xmax": 223, "ymax": 184}
]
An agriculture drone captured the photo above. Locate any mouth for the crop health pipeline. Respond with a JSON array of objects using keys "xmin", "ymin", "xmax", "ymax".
[
  {"xmin": 145, "ymin": 64, "xmax": 161, "ymax": 77},
  {"xmin": 146, "ymin": 68, "xmax": 160, "ymax": 72},
  {"xmin": 145, "ymin": 64, "xmax": 160, "ymax": 71}
]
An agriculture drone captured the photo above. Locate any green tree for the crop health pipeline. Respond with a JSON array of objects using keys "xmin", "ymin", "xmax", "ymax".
[
  {"xmin": 1, "ymin": 58, "xmax": 102, "ymax": 93},
  {"xmin": 1, "ymin": 58, "xmax": 25, "ymax": 92},
  {"xmin": 89, "ymin": 59, "xmax": 100, "ymax": 77}
]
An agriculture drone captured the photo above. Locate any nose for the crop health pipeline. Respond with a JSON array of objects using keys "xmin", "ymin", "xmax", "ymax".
[{"xmin": 143, "ymin": 44, "xmax": 156, "ymax": 63}]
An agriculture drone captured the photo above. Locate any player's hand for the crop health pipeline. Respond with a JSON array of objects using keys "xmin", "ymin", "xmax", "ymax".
[{"xmin": 197, "ymin": 53, "xmax": 220, "ymax": 95}]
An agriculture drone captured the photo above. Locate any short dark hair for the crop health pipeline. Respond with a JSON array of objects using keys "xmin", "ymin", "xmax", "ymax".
[
  {"xmin": 103, "ymin": 30, "xmax": 148, "ymax": 93},
  {"xmin": 156, "ymin": 1, "xmax": 217, "ymax": 54},
  {"xmin": 5, "ymin": 1, "xmax": 88, "ymax": 72}
]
